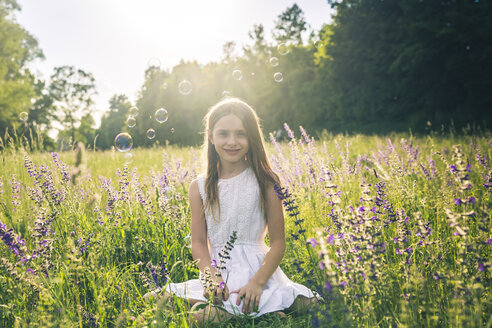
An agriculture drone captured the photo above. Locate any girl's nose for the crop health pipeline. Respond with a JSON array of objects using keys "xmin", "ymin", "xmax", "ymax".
[{"xmin": 227, "ymin": 135, "xmax": 237, "ymax": 145}]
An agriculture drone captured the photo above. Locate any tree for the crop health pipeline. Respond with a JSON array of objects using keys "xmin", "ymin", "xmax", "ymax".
[
  {"xmin": 49, "ymin": 66, "xmax": 97, "ymax": 143},
  {"xmin": 96, "ymin": 94, "xmax": 131, "ymax": 150},
  {"xmin": 272, "ymin": 4, "xmax": 308, "ymax": 45},
  {"xmin": 323, "ymin": 0, "xmax": 492, "ymax": 132},
  {"xmin": 0, "ymin": 0, "xmax": 44, "ymax": 139}
]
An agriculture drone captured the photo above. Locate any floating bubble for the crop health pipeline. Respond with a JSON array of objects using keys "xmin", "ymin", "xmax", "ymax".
[
  {"xmin": 314, "ymin": 40, "xmax": 323, "ymax": 48},
  {"xmin": 221, "ymin": 90, "xmax": 232, "ymax": 98},
  {"xmin": 278, "ymin": 43, "xmax": 289, "ymax": 56},
  {"xmin": 171, "ymin": 128, "xmax": 175, "ymax": 134},
  {"xmin": 232, "ymin": 70, "xmax": 243, "ymax": 81},
  {"xmin": 124, "ymin": 152, "xmax": 133, "ymax": 164},
  {"xmin": 178, "ymin": 80, "xmax": 192, "ymax": 95},
  {"xmin": 114, "ymin": 133, "xmax": 133, "ymax": 152},
  {"xmin": 147, "ymin": 57, "xmax": 161, "ymax": 68},
  {"xmin": 126, "ymin": 117, "xmax": 136, "ymax": 128},
  {"xmin": 146, "ymin": 128, "xmax": 156, "ymax": 139},
  {"xmin": 129, "ymin": 106, "xmax": 139, "ymax": 118},
  {"xmin": 269, "ymin": 57, "xmax": 279, "ymax": 67},
  {"xmin": 184, "ymin": 234, "xmax": 192, "ymax": 248},
  {"xmin": 160, "ymin": 82, "xmax": 168, "ymax": 90},
  {"xmin": 466, "ymin": 45, "xmax": 471, "ymax": 51},
  {"xmin": 274, "ymin": 72, "xmax": 283, "ymax": 83},
  {"xmin": 19, "ymin": 112, "xmax": 28, "ymax": 122},
  {"xmin": 155, "ymin": 108, "xmax": 168, "ymax": 123}
]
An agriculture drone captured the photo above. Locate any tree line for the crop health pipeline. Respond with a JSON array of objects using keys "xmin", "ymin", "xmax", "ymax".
[{"xmin": 1, "ymin": 0, "xmax": 490, "ymax": 151}]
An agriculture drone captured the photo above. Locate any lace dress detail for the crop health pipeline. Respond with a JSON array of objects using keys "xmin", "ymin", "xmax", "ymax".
[{"xmin": 166, "ymin": 166, "xmax": 315, "ymax": 317}]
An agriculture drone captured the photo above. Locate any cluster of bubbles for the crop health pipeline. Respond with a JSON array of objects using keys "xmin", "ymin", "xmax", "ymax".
[
  {"xmin": 116, "ymin": 47, "xmax": 294, "ymax": 153},
  {"xmin": 115, "ymin": 103, "xmax": 172, "ymax": 154}
]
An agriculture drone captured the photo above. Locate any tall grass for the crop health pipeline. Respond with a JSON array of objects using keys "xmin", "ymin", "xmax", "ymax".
[{"xmin": 0, "ymin": 127, "xmax": 490, "ymax": 327}]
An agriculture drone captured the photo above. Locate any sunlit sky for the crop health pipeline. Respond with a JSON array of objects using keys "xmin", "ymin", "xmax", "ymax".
[{"xmin": 16, "ymin": 0, "xmax": 333, "ymax": 126}]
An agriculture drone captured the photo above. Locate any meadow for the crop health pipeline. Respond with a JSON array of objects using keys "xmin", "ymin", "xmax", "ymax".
[{"xmin": 0, "ymin": 126, "xmax": 490, "ymax": 327}]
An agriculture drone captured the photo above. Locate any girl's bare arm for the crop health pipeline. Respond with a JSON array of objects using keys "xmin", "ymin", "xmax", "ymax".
[{"xmin": 189, "ymin": 180, "xmax": 229, "ymax": 302}]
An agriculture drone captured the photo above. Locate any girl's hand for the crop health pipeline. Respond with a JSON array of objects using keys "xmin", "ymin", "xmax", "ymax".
[
  {"xmin": 203, "ymin": 281, "xmax": 229, "ymax": 305},
  {"xmin": 231, "ymin": 281, "xmax": 264, "ymax": 314}
]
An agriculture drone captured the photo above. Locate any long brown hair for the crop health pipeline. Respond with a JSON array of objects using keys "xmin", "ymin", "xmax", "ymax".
[{"xmin": 203, "ymin": 98, "xmax": 279, "ymax": 220}]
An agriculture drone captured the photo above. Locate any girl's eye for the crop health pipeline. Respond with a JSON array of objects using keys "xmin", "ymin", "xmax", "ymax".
[{"xmin": 237, "ymin": 132, "xmax": 246, "ymax": 137}]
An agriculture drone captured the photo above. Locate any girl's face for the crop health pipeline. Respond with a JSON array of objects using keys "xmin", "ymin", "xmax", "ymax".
[{"xmin": 209, "ymin": 113, "xmax": 249, "ymax": 165}]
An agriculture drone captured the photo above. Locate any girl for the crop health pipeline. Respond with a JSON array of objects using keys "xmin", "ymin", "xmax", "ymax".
[{"xmin": 146, "ymin": 98, "xmax": 316, "ymax": 323}]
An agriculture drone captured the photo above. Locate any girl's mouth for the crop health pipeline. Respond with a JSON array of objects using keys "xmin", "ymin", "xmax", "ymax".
[{"xmin": 224, "ymin": 149, "xmax": 240, "ymax": 155}]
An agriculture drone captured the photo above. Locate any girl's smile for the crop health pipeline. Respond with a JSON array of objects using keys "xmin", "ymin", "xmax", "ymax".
[{"xmin": 210, "ymin": 113, "xmax": 249, "ymax": 166}]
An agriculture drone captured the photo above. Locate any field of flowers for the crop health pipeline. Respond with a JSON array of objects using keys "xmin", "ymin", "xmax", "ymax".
[{"xmin": 0, "ymin": 126, "xmax": 490, "ymax": 327}]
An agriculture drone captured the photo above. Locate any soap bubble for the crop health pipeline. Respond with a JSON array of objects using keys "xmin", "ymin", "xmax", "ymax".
[
  {"xmin": 19, "ymin": 112, "xmax": 28, "ymax": 122},
  {"xmin": 314, "ymin": 40, "xmax": 323, "ymax": 48},
  {"xmin": 278, "ymin": 43, "xmax": 289, "ymax": 55},
  {"xmin": 114, "ymin": 133, "xmax": 133, "ymax": 152},
  {"xmin": 155, "ymin": 108, "xmax": 168, "ymax": 123},
  {"xmin": 147, "ymin": 57, "xmax": 161, "ymax": 68},
  {"xmin": 126, "ymin": 117, "xmax": 136, "ymax": 128},
  {"xmin": 232, "ymin": 70, "xmax": 243, "ymax": 81},
  {"xmin": 171, "ymin": 128, "xmax": 175, "ymax": 134},
  {"xmin": 129, "ymin": 106, "xmax": 139, "ymax": 118},
  {"xmin": 269, "ymin": 57, "xmax": 279, "ymax": 67},
  {"xmin": 178, "ymin": 80, "xmax": 192, "ymax": 95},
  {"xmin": 146, "ymin": 128, "xmax": 156, "ymax": 139},
  {"xmin": 221, "ymin": 90, "xmax": 232, "ymax": 98},
  {"xmin": 184, "ymin": 235, "xmax": 191, "ymax": 248},
  {"xmin": 124, "ymin": 152, "xmax": 133, "ymax": 164},
  {"xmin": 274, "ymin": 72, "xmax": 283, "ymax": 83}
]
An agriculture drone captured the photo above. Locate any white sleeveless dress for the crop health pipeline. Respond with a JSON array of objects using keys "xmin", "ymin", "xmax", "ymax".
[{"xmin": 166, "ymin": 166, "xmax": 315, "ymax": 317}]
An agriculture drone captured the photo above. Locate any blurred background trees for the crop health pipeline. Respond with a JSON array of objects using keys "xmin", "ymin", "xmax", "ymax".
[{"xmin": 1, "ymin": 0, "xmax": 491, "ymax": 151}]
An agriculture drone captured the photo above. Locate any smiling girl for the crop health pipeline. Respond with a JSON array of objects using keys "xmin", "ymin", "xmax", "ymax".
[{"xmin": 146, "ymin": 98, "xmax": 316, "ymax": 324}]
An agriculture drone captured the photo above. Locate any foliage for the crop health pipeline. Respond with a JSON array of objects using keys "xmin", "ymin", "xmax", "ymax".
[
  {"xmin": 1, "ymin": 1, "xmax": 492, "ymax": 151},
  {"xmin": 323, "ymin": 0, "xmax": 492, "ymax": 132},
  {"xmin": 49, "ymin": 66, "xmax": 97, "ymax": 146},
  {"xmin": 0, "ymin": 0, "xmax": 44, "ymax": 139},
  {"xmin": 0, "ymin": 127, "xmax": 490, "ymax": 327}
]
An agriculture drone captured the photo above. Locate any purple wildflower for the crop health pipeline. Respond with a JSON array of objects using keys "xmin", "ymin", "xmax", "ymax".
[
  {"xmin": 327, "ymin": 234, "xmax": 335, "ymax": 244},
  {"xmin": 307, "ymin": 238, "xmax": 318, "ymax": 247}
]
